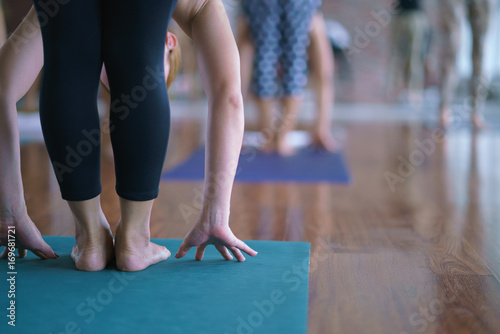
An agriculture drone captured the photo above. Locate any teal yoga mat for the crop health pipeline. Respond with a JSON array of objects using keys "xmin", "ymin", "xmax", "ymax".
[{"xmin": 1, "ymin": 237, "xmax": 310, "ymax": 334}]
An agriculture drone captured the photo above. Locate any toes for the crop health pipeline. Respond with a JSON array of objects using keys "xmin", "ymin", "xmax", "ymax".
[
  {"xmin": 18, "ymin": 248, "xmax": 27, "ymax": 258},
  {"xmin": 71, "ymin": 245, "xmax": 78, "ymax": 260},
  {"xmin": 160, "ymin": 246, "xmax": 171, "ymax": 261}
]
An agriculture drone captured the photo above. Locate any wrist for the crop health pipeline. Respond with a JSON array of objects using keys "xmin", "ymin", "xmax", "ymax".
[
  {"xmin": 0, "ymin": 187, "xmax": 28, "ymax": 218},
  {"xmin": 0, "ymin": 203, "xmax": 27, "ymax": 222},
  {"xmin": 199, "ymin": 204, "xmax": 230, "ymax": 227}
]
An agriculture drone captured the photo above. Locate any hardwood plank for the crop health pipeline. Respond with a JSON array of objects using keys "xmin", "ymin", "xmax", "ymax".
[{"xmin": 18, "ymin": 119, "xmax": 500, "ymax": 333}]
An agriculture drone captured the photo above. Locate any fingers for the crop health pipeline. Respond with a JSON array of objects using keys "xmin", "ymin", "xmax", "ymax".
[
  {"xmin": 228, "ymin": 247, "xmax": 246, "ymax": 262},
  {"xmin": 32, "ymin": 249, "xmax": 49, "ymax": 260},
  {"xmin": 215, "ymin": 245, "xmax": 233, "ymax": 261},
  {"xmin": 235, "ymin": 239, "xmax": 258, "ymax": 257},
  {"xmin": 195, "ymin": 244, "xmax": 208, "ymax": 261},
  {"xmin": 33, "ymin": 240, "xmax": 59, "ymax": 259},
  {"xmin": 0, "ymin": 246, "xmax": 33, "ymax": 259},
  {"xmin": 175, "ymin": 241, "xmax": 193, "ymax": 259}
]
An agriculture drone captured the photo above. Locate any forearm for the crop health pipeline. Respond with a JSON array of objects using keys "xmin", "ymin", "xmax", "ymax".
[
  {"xmin": 203, "ymin": 92, "xmax": 244, "ymax": 214},
  {"xmin": 196, "ymin": 1, "xmax": 243, "ymax": 215},
  {"xmin": 175, "ymin": 0, "xmax": 244, "ymax": 217},
  {"xmin": 0, "ymin": 7, "xmax": 43, "ymax": 214},
  {"xmin": 0, "ymin": 102, "xmax": 24, "ymax": 212}
]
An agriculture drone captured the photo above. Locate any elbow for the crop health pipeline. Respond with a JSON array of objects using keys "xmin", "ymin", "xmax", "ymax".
[
  {"xmin": 226, "ymin": 91, "xmax": 244, "ymax": 111},
  {"xmin": 224, "ymin": 91, "xmax": 244, "ymax": 127},
  {"xmin": 210, "ymin": 89, "xmax": 245, "ymax": 127},
  {"xmin": 212, "ymin": 88, "xmax": 244, "ymax": 112}
]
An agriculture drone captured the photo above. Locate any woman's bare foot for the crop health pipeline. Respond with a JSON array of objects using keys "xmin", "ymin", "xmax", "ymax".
[
  {"xmin": 68, "ymin": 198, "xmax": 114, "ymax": 271},
  {"xmin": 276, "ymin": 137, "xmax": 295, "ymax": 156},
  {"xmin": 471, "ymin": 112, "xmax": 487, "ymax": 130},
  {"xmin": 71, "ymin": 211, "xmax": 114, "ymax": 271},
  {"xmin": 439, "ymin": 106, "xmax": 452, "ymax": 128},
  {"xmin": 311, "ymin": 129, "xmax": 337, "ymax": 152},
  {"xmin": 259, "ymin": 135, "xmax": 277, "ymax": 154},
  {"xmin": 114, "ymin": 198, "xmax": 170, "ymax": 272},
  {"xmin": 114, "ymin": 222, "xmax": 170, "ymax": 272}
]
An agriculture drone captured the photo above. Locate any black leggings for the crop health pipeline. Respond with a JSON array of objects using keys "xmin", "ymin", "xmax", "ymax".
[{"xmin": 33, "ymin": 0, "xmax": 177, "ymax": 201}]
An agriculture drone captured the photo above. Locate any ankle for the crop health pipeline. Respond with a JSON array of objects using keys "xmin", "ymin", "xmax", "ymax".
[{"xmin": 116, "ymin": 221, "xmax": 150, "ymax": 241}]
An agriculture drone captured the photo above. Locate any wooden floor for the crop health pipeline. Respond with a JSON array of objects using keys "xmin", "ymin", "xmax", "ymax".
[{"xmin": 20, "ymin": 117, "xmax": 500, "ymax": 334}]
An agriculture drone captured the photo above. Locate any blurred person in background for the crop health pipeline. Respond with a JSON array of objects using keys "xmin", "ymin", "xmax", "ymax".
[
  {"xmin": 0, "ymin": 1, "xmax": 6, "ymax": 47},
  {"xmin": 439, "ymin": 0, "xmax": 493, "ymax": 128},
  {"xmin": 238, "ymin": 6, "xmax": 337, "ymax": 152},
  {"xmin": 308, "ymin": 11, "xmax": 337, "ymax": 152},
  {"xmin": 241, "ymin": 0, "xmax": 324, "ymax": 155},
  {"xmin": 386, "ymin": 0, "xmax": 430, "ymax": 107}
]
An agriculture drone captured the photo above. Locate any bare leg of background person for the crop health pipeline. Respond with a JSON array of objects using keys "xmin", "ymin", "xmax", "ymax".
[
  {"xmin": 468, "ymin": 0, "xmax": 493, "ymax": 129},
  {"xmin": 236, "ymin": 16, "xmax": 255, "ymax": 101},
  {"xmin": 407, "ymin": 14, "xmax": 429, "ymax": 108},
  {"xmin": 439, "ymin": 0, "xmax": 462, "ymax": 128},
  {"xmin": 0, "ymin": 6, "xmax": 6, "ymax": 48},
  {"xmin": 308, "ymin": 13, "xmax": 337, "ymax": 152},
  {"xmin": 257, "ymin": 98, "xmax": 279, "ymax": 152},
  {"xmin": 276, "ymin": 96, "xmax": 302, "ymax": 156},
  {"xmin": 0, "ymin": 4, "xmax": 6, "ymax": 47},
  {"xmin": 385, "ymin": 15, "xmax": 405, "ymax": 101}
]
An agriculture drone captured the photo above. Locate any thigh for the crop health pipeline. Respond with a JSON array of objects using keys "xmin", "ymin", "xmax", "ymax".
[
  {"xmin": 468, "ymin": 0, "xmax": 493, "ymax": 36},
  {"xmin": 280, "ymin": 0, "xmax": 315, "ymax": 57},
  {"xmin": 101, "ymin": 0, "xmax": 178, "ymax": 89},
  {"xmin": 34, "ymin": 0, "xmax": 102, "ymax": 86},
  {"xmin": 242, "ymin": 0, "xmax": 281, "ymax": 48}
]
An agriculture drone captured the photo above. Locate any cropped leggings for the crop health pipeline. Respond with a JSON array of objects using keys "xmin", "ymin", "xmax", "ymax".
[
  {"xmin": 33, "ymin": 0, "xmax": 178, "ymax": 201},
  {"xmin": 242, "ymin": 0, "xmax": 319, "ymax": 97}
]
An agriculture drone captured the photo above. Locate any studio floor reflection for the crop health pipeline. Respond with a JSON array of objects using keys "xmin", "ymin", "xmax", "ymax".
[{"xmin": 21, "ymin": 115, "xmax": 500, "ymax": 333}]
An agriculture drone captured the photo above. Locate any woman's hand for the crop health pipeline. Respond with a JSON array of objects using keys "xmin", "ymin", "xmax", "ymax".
[
  {"xmin": 176, "ymin": 209, "xmax": 257, "ymax": 262},
  {"xmin": 311, "ymin": 127, "xmax": 338, "ymax": 153},
  {"xmin": 0, "ymin": 210, "xmax": 58, "ymax": 259}
]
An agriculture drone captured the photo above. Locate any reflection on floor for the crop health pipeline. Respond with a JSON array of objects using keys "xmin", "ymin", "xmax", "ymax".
[{"xmin": 19, "ymin": 103, "xmax": 500, "ymax": 333}]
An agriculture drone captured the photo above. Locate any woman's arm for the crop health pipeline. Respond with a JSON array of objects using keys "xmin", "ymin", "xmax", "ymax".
[
  {"xmin": 0, "ymin": 7, "xmax": 57, "ymax": 259},
  {"xmin": 173, "ymin": 0, "xmax": 257, "ymax": 261}
]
